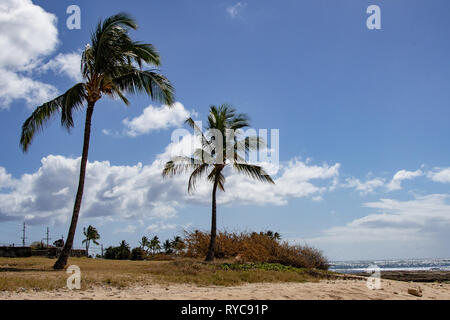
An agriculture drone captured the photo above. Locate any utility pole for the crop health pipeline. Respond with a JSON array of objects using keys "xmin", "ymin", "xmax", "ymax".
[
  {"xmin": 46, "ymin": 227, "xmax": 51, "ymax": 248},
  {"xmin": 101, "ymin": 244, "xmax": 104, "ymax": 258},
  {"xmin": 21, "ymin": 222, "xmax": 27, "ymax": 247}
]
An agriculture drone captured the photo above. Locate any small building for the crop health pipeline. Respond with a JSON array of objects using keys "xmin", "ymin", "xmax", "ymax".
[{"xmin": 0, "ymin": 246, "xmax": 87, "ymax": 258}]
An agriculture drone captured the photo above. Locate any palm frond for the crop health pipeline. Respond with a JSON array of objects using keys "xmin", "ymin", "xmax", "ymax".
[
  {"xmin": 61, "ymin": 83, "xmax": 87, "ymax": 127},
  {"xmin": 92, "ymin": 13, "xmax": 138, "ymax": 73},
  {"xmin": 163, "ymin": 104, "xmax": 275, "ymax": 195},
  {"xmin": 100, "ymin": 12, "xmax": 138, "ymax": 34},
  {"xmin": 81, "ymin": 44, "xmax": 94, "ymax": 80},
  {"xmin": 108, "ymin": 83, "xmax": 130, "ymax": 105},
  {"xmin": 127, "ymin": 42, "xmax": 161, "ymax": 67},
  {"xmin": 193, "ymin": 148, "xmax": 214, "ymax": 164},
  {"xmin": 113, "ymin": 69, "xmax": 174, "ymax": 105},
  {"xmin": 217, "ymin": 174, "xmax": 225, "ymax": 191},
  {"xmin": 233, "ymin": 163, "xmax": 275, "ymax": 184},
  {"xmin": 234, "ymin": 135, "xmax": 267, "ymax": 158},
  {"xmin": 162, "ymin": 156, "xmax": 203, "ymax": 177},
  {"xmin": 20, "ymin": 84, "xmax": 87, "ymax": 152},
  {"xmin": 188, "ymin": 163, "xmax": 209, "ymax": 193},
  {"xmin": 185, "ymin": 118, "xmax": 214, "ymax": 152},
  {"xmin": 229, "ymin": 113, "xmax": 250, "ymax": 130},
  {"xmin": 208, "ymin": 167, "xmax": 226, "ymax": 191}
]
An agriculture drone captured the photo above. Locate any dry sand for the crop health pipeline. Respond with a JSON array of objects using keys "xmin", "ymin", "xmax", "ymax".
[{"xmin": 1, "ymin": 278, "xmax": 450, "ymax": 300}]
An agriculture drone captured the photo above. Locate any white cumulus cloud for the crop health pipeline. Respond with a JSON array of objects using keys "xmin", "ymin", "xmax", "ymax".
[
  {"xmin": 0, "ymin": 167, "xmax": 15, "ymax": 189},
  {"xmin": 147, "ymin": 223, "xmax": 177, "ymax": 232},
  {"xmin": 0, "ymin": 0, "xmax": 59, "ymax": 108},
  {"xmin": 122, "ymin": 102, "xmax": 193, "ymax": 137},
  {"xmin": 343, "ymin": 177, "xmax": 385, "ymax": 195},
  {"xmin": 226, "ymin": 2, "xmax": 247, "ymax": 19},
  {"xmin": 0, "ymin": 153, "xmax": 339, "ymax": 226},
  {"xmin": 428, "ymin": 168, "xmax": 450, "ymax": 184},
  {"xmin": 0, "ymin": 69, "xmax": 58, "ymax": 107},
  {"xmin": 114, "ymin": 224, "xmax": 137, "ymax": 234},
  {"xmin": 307, "ymin": 194, "xmax": 450, "ymax": 259},
  {"xmin": 40, "ymin": 52, "xmax": 82, "ymax": 82},
  {"xmin": 386, "ymin": 169, "xmax": 423, "ymax": 191},
  {"xmin": 0, "ymin": 0, "xmax": 58, "ymax": 70}
]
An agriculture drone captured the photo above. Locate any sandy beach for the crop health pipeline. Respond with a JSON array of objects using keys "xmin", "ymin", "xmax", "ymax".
[{"xmin": 1, "ymin": 278, "xmax": 450, "ymax": 300}]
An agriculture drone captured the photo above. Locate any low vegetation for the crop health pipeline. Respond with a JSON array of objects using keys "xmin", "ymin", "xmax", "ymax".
[
  {"xmin": 0, "ymin": 257, "xmax": 336, "ymax": 291},
  {"xmin": 0, "ymin": 230, "xmax": 330, "ymax": 291},
  {"xmin": 101, "ymin": 230, "xmax": 329, "ymax": 271},
  {"xmin": 184, "ymin": 230, "xmax": 329, "ymax": 270}
]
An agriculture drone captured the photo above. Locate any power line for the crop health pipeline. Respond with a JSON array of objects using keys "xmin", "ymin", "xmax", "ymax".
[
  {"xmin": 21, "ymin": 222, "xmax": 27, "ymax": 247},
  {"xmin": 47, "ymin": 227, "xmax": 51, "ymax": 247},
  {"xmin": 43, "ymin": 227, "xmax": 51, "ymax": 248}
]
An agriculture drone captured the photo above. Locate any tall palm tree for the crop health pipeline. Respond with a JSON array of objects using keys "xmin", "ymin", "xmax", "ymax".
[
  {"xmin": 163, "ymin": 239, "xmax": 173, "ymax": 254},
  {"xmin": 20, "ymin": 13, "xmax": 175, "ymax": 270},
  {"xmin": 139, "ymin": 236, "xmax": 150, "ymax": 252},
  {"xmin": 82, "ymin": 225, "xmax": 100, "ymax": 257},
  {"xmin": 149, "ymin": 236, "xmax": 161, "ymax": 255},
  {"xmin": 163, "ymin": 105, "xmax": 274, "ymax": 261},
  {"xmin": 171, "ymin": 236, "xmax": 185, "ymax": 254}
]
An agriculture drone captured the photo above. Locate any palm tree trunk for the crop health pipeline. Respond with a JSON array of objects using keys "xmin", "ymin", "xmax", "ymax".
[
  {"xmin": 53, "ymin": 102, "xmax": 95, "ymax": 270},
  {"xmin": 86, "ymin": 241, "xmax": 90, "ymax": 257},
  {"xmin": 205, "ymin": 174, "xmax": 219, "ymax": 262}
]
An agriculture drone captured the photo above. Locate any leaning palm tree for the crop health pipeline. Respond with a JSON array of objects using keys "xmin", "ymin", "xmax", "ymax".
[
  {"xmin": 163, "ymin": 105, "xmax": 274, "ymax": 261},
  {"xmin": 82, "ymin": 225, "xmax": 100, "ymax": 257},
  {"xmin": 20, "ymin": 13, "xmax": 175, "ymax": 270}
]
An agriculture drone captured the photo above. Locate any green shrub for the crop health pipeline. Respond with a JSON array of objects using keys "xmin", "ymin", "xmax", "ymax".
[
  {"xmin": 104, "ymin": 241, "xmax": 131, "ymax": 260},
  {"xmin": 131, "ymin": 247, "xmax": 146, "ymax": 261},
  {"xmin": 104, "ymin": 246, "xmax": 117, "ymax": 259}
]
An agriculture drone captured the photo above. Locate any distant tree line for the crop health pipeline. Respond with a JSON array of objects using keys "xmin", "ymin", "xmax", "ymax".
[{"xmin": 104, "ymin": 235, "xmax": 186, "ymax": 261}]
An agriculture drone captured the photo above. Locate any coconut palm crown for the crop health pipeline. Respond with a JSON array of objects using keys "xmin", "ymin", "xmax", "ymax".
[
  {"xmin": 82, "ymin": 225, "xmax": 100, "ymax": 257},
  {"xmin": 20, "ymin": 13, "xmax": 175, "ymax": 269},
  {"xmin": 162, "ymin": 104, "xmax": 274, "ymax": 261}
]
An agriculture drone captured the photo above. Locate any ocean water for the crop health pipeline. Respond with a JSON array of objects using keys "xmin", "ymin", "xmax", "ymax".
[{"xmin": 329, "ymin": 258, "xmax": 450, "ymax": 274}]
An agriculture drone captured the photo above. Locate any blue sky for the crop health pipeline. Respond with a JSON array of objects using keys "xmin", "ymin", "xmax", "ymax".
[{"xmin": 1, "ymin": 0, "xmax": 450, "ymax": 260}]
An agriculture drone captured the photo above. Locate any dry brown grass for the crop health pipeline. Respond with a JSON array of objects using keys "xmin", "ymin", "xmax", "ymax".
[
  {"xmin": 184, "ymin": 230, "xmax": 329, "ymax": 270},
  {"xmin": 0, "ymin": 257, "xmax": 154, "ymax": 291},
  {"xmin": 0, "ymin": 257, "xmax": 335, "ymax": 292}
]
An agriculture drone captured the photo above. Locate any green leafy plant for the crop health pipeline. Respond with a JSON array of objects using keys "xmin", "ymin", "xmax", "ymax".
[
  {"xmin": 104, "ymin": 240, "xmax": 131, "ymax": 260},
  {"xmin": 131, "ymin": 247, "xmax": 146, "ymax": 261}
]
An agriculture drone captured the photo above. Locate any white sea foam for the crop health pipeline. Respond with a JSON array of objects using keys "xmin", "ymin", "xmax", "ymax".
[{"xmin": 329, "ymin": 258, "xmax": 450, "ymax": 273}]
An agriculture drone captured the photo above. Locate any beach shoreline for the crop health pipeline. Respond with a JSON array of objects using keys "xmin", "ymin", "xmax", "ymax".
[
  {"xmin": 2, "ymin": 257, "xmax": 450, "ymax": 300},
  {"xmin": 1, "ymin": 278, "xmax": 449, "ymax": 300},
  {"xmin": 346, "ymin": 270, "xmax": 450, "ymax": 283}
]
